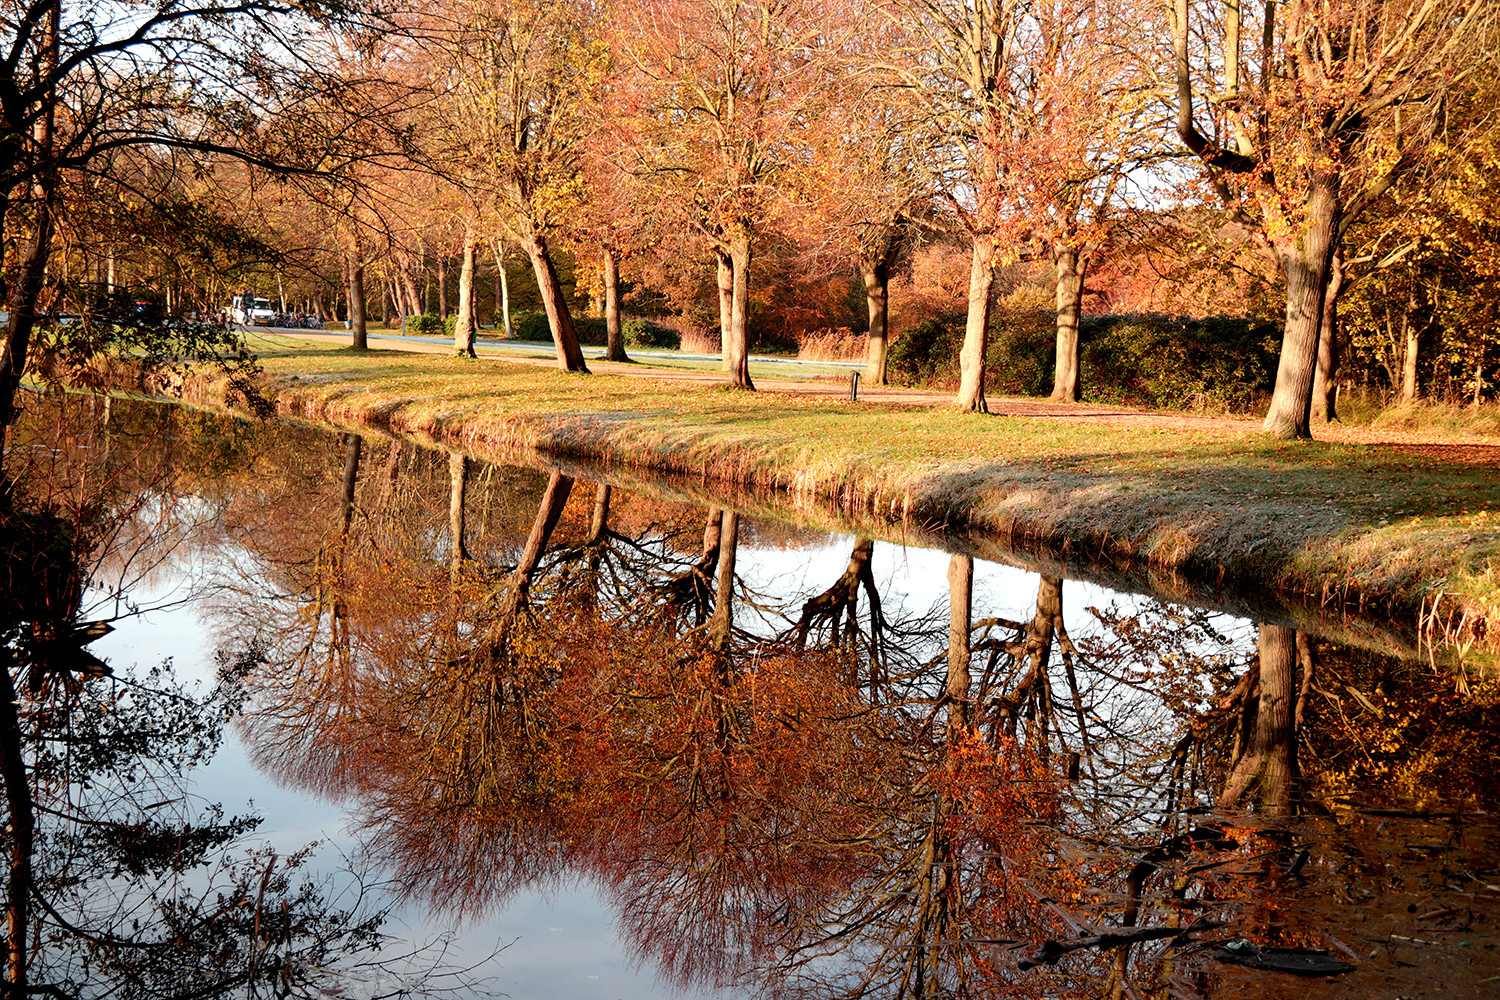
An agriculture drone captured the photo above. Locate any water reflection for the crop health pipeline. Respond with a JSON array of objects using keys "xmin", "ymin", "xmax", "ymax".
[
  {"xmin": 7, "ymin": 394, "xmax": 1499, "ymax": 999},
  {"xmin": 0, "ymin": 395, "xmax": 474, "ymax": 997}
]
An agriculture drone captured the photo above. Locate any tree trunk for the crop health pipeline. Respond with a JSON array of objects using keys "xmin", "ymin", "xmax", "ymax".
[
  {"xmin": 454, "ymin": 227, "xmax": 477, "ymax": 358},
  {"xmin": 346, "ymin": 250, "xmax": 368, "ymax": 351},
  {"xmin": 862, "ymin": 258, "xmax": 890, "ymax": 385},
  {"xmin": 602, "ymin": 248, "xmax": 629, "ymax": 362},
  {"xmin": 709, "ymin": 510, "xmax": 740, "ymax": 651},
  {"xmin": 1310, "ymin": 250, "xmax": 1344, "ymax": 422},
  {"xmin": 956, "ymin": 234, "xmax": 995, "ymax": 412},
  {"xmin": 725, "ymin": 236, "xmax": 754, "ymax": 390},
  {"xmin": 0, "ymin": 199, "xmax": 54, "ymax": 463},
  {"xmin": 1261, "ymin": 173, "xmax": 1340, "ymax": 439},
  {"xmin": 400, "ymin": 262, "xmax": 421, "ymax": 322},
  {"xmin": 716, "ymin": 249, "xmax": 734, "ymax": 371},
  {"xmin": 1220, "ymin": 624, "xmax": 1299, "ymax": 815},
  {"xmin": 946, "ymin": 555, "xmax": 973, "ymax": 735},
  {"xmin": 1401, "ymin": 307, "xmax": 1419, "ymax": 403},
  {"xmin": 519, "ymin": 228, "xmax": 589, "ymax": 373},
  {"xmin": 437, "ymin": 254, "xmax": 449, "ymax": 320},
  {"xmin": 1051, "ymin": 245, "xmax": 1085, "ymax": 403},
  {"xmin": 493, "ymin": 240, "xmax": 513, "ymax": 338}
]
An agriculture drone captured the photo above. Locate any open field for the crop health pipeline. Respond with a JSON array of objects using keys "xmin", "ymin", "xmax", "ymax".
[{"xmin": 174, "ymin": 331, "xmax": 1500, "ymax": 658}]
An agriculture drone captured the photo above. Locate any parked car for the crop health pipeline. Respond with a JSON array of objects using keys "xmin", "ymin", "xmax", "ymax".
[{"xmin": 229, "ymin": 295, "xmax": 277, "ymax": 325}]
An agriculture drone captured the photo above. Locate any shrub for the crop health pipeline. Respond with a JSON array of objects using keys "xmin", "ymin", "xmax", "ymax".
[
  {"xmin": 1080, "ymin": 315, "xmax": 1278, "ymax": 412},
  {"xmin": 506, "ymin": 309, "xmax": 607, "ymax": 345},
  {"xmin": 623, "ymin": 318, "xmax": 680, "ymax": 349},
  {"xmin": 406, "ymin": 312, "xmax": 444, "ymax": 335},
  {"xmin": 886, "ymin": 309, "xmax": 1054, "ymax": 394},
  {"xmin": 890, "ymin": 309, "xmax": 1278, "ymax": 412}
]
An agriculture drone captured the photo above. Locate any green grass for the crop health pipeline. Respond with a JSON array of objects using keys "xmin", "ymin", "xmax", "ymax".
[{"xmin": 192, "ymin": 336, "xmax": 1500, "ymax": 657}]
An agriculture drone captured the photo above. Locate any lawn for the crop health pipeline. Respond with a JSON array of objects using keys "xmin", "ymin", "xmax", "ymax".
[{"xmin": 179, "ymin": 335, "xmax": 1500, "ymax": 659}]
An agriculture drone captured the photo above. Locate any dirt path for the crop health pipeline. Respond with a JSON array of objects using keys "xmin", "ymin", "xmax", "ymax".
[{"xmin": 273, "ymin": 329, "xmax": 1500, "ymax": 461}]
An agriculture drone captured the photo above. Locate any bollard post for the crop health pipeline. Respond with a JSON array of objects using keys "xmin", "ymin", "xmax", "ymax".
[{"xmin": 849, "ymin": 370, "xmax": 860, "ymax": 402}]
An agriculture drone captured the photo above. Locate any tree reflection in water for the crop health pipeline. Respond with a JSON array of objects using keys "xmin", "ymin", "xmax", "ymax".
[
  {"xmin": 19, "ymin": 396, "xmax": 1498, "ymax": 999},
  {"xmin": 0, "ymin": 395, "xmax": 479, "ymax": 998}
]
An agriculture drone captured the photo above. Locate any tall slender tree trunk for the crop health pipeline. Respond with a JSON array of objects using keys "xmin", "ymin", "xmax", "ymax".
[
  {"xmin": 454, "ymin": 228, "xmax": 477, "ymax": 358},
  {"xmin": 1310, "ymin": 250, "xmax": 1344, "ymax": 422},
  {"xmin": 493, "ymin": 240, "xmax": 513, "ymax": 339},
  {"xmin": 518, "ymin": 227, "xmax": 588, "ymax": 373},
  {"xmin": 725, "ymin": 235, "xmax": 754, "ymax": 390},
  {"xmin": 0, "ymin": 201, "xmax": 54, "ymax": 463},
  {"xmin": 716, "ymin": 250, "xmax": 734, "ymax": 370},
  {"xmin": 602, "ymin": 247, "xmax": 629, "ymax": 363},
  {"xmin": 346, "ymin": 254, "xmax": 367, "ymax": 352},
  {"xmin": 956, "ymin": 234, "xmax": 995, "ymax": 412},
  {"xmin": 862, "ymin": 256, "xmax": 891, "ymax": 385},
  {"xmin": 400, "ymin": 262, "xmax": 421, "ymax": 322},
  {"xmin": 1261, "ymin": 172, "xmax": 1340, "ymax": 439},
  {"xmin": 1051, "ymin": 245, "xmax": 1085, "ymax": 403},
  {"xmin": 946, "ymin": 555, "xmax": 974, "ymax": 735},
  {"xmin": 1400, "ymin": 302, "xmax": 1419, "ymax": 403},
  {"xmin": 437, "ymin": 254, "xmax": 449, "ymax": 320}
]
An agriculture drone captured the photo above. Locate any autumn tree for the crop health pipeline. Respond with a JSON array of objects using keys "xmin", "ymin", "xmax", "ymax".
[
  {"xmin": 613, "ymin": 0, "xmax": 836, "ymax": 389},
  {"xmin": 1169, "ymin": 0, "xmax": 1500, "ymax": 438},
  {"xmin": 429, "ymin": 0, "xmax": 599, "ymax": 372}
]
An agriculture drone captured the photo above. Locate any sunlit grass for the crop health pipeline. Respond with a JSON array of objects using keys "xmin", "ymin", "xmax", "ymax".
[{"xmin": 217, "ymin": 334, "xmax": 1500, "ymax": 649}]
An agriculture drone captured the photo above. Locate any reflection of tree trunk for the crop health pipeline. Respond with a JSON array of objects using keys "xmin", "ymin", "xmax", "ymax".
[
  {"xmin": 602, "ymin": 249, "xmax": 629, "ymax": 363},
  {"xmin": 453, "ymin": 228, "xmax": 477, "ymax": 358},
  {"xmin": 0, "ymin": 661, "xmax": 34, "ymax": 997},
  {"xmin": 709, "ymin": 511, "xmax": 739, "ymax": 652},
  {"xmin": 795, "ymin": 538, "xmax": 877, "ymax": 647},
  {"xmin": 448, "ymin": 451, "xmax": 469, "ymax": 576},
  {"xmin": 946, "ymin": 555, "xmax": 973, "ymax": 734},
  {"xmin": 496, "ymin": 472, "xmax": 574, "ymax": 623},
  {"xmin": 588, "ymin": 483, "xmax": 611, "ymax": 545},
  {"xmin": 339, "ymin": 433, "xmax": 362, "ymax": 539},
  {"xmin": 1220, "ymin": 625, "xmax": 1299, "ymax": 815},
  {"xmin": 956, "ymin": 235, "xmax": 994, "ymax": 412},
  {"xmin": 658, "ymin": 509, "xmax": 723, "ymax": 622}
]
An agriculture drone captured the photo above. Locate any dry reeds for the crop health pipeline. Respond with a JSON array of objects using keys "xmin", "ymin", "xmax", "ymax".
[
  {"xmin": 797, "ymin": 327, "xmax": 864, "ymax": 363},
  {"xmin": 661, "ymin": 317, "xmax": 719, "ymax": 355}
]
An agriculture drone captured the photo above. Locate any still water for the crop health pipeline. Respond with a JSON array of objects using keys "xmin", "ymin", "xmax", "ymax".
[{"xmin": 3, "ymin": 393, "xmax": 1498, "ymax": 999}]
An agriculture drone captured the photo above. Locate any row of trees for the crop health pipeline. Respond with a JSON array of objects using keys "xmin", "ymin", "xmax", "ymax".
[{"xmin": 2, "ymin": 0, "xmax": 1497, "ymax": 444}]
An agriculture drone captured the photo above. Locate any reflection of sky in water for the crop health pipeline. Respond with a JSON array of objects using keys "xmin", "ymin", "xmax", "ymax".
[{"xmin": 86, "ymin": 519, "xmax": 1255, "ymax": 998}]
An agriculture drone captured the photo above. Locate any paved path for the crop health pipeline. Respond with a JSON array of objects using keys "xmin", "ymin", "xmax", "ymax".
[{"xmin": 252, "ymin": 327, "xmax": 1500, "ymax": 462}]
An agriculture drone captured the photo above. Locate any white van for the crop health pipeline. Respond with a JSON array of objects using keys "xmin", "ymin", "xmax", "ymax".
[{"xmin": 229, "ymin": 295, "xmax": 276, "ymax": 325}]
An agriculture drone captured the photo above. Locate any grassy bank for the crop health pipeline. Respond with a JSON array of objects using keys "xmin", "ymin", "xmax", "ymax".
[{"xmin": 175, "ymin": 336, "xmax": 1499, "ymax": 658}]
